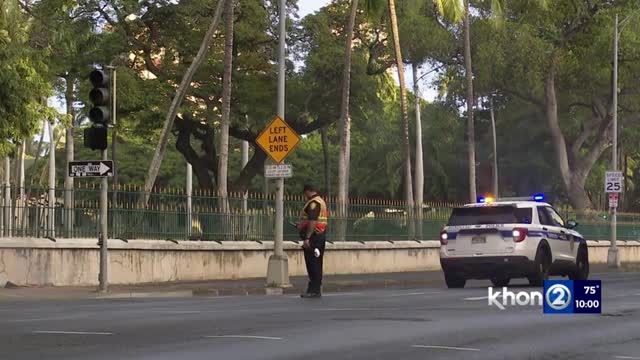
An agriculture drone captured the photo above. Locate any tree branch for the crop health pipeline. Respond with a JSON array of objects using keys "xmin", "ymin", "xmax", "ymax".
[{"xmin": 503, "ymin": 88, "xmax": 544, "ymax": 108}]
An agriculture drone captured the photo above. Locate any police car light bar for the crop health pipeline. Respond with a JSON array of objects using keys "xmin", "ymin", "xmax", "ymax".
[
  {"xmin": 477, "ymin": 196, "xmax": 495, "ymax": 204},
  {"xmin": 495, "ymin": 194, "xmax": 545, "ymax": 202}
]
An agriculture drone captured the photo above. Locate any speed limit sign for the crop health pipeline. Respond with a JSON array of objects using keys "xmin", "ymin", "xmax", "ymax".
[{"xmin": 605, "ymin": 171, "xmax": 623, "ymax": 193}]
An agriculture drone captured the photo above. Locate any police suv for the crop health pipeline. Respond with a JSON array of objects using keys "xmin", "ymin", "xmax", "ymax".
[{"xmin": 439, "ymin": 195, "xmax": 589, "ymax": 288}]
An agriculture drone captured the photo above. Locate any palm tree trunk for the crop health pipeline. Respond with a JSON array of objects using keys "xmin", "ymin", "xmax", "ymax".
[
  {"xmin": 32, "ymin": 119, "xmax": 46, "ymax": 178},
  {"xmin": 412, "ymin": 64, "xmax": 424, "ymax": 240},
  {"xmin": 218, "ymin": 0, "xmax": 234, "ymax": 238},
  {"xmin": 64, "ymin": 75, "xmax": 75, "ymax": 236},
  {"xmin": 321, "ymin": 126, "xmax": 330, "ymax": 197},
  {"xmin": 337, "ymin": 0, "xmax": 358, "ymax": 241},
  {"xmin": 388, "ymin": 0, "xmax": 415, "ymax": 239},
  {"xmin": 490, "ymin": 96, "xmax": 498, "ymax": 196},
  {"xmin": 47, "ymin": 120, "xmax": 56, "ymax": 239},
  {"xmin": 3, "ymin": 156, "xmax": 11, "ymax": 236},
  {"xmin": 15, "ymin": 141, "xmax": 25, "ymax": 232},
  {"xmin": 463, "ymin": 0, "xmax": 477, "ymax": 202},
  {"xmin": 141, "ymin": 0, "xmax": 226, "ymax": 206}
]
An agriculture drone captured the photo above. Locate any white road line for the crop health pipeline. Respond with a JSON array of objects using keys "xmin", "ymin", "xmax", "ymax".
[
  {"xmin": 613, "ymin": 356, "xmax": 640, "ymax": 359},
  {"xmin": 464, "ymin": 296, "xmax": 488, "ymax": 301},
  {"xmin": 3, "ymin": 317, "xmax": 71, "ymax": 323},
  {"xmin": 608, "ymin": 293, "xmax": 640, "ymax": 299},
  {"xmin": 33, "ymin": 331, "xmax": 113, "ymax": 335},
  {"xmin": 323, "ymin": 292, "xmax": 364, "ymax": 297},
  {"xmin": 313, "ymin": 308, "xmax": 372, "ymax": 311},
  {"xmin": 204, "ymin": 335, "xmax": 282, "ymax": 340},
  {"xmin": 412, "ymin": 345, "xmax": 480, "ymax": 352},
  {"xmin": 381, "ymin": 292, "xmax": 428, "ymax": 298}
]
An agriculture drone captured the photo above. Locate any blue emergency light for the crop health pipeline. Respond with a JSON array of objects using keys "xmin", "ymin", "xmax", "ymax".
[{"xmin": 477, "ymin": 194, "xmax": 545, "ymax": 203}]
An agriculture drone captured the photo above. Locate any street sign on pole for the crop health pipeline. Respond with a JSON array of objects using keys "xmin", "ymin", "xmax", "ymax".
[
  {"xmin": 605, "ymin": 171, "xmax": 623, "ymax": 193},
  {"xmin": 609, "ymin": 193, "xmax": 619, "ymax": 208},
  {"xmin": 68, "ymin": 160, "xmax": 114, "ymax": 178},
  {"xmin": 256, "ymin": 115, "xmax": 301, "ymax": 164},
  {"xmin": 265, "ymin": 164, "xmax": 293, "ymax": 179}
]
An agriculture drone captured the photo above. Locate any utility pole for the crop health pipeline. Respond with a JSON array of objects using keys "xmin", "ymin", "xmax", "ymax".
[
  {"xmin": 608, "ymin": 14, "xmax": 620, "ymax": 268},
  {"xmin": 48, "ymin": 121, "xmax": 56, "ymax": 239},
  {"xmin": 186, "ymin": 163, "xmax": 192, "ymax": 239},
  {"xmin": 3, "ymin": 156, "xmax": 10, "ymax": 237},
  {"xmin": 241, "ymin": 115, "xmax": 249, "ymax": 240},
  {"xmin": 490, "ymin": 97, "xmax": 498, "ymax": 197},
  {"xmin": 265, "ymin": 0, "xmax": 290, "ymax": 288}
]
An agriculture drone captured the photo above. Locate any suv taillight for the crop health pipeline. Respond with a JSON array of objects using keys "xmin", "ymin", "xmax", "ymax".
[
  {"xmin": 440, "ymin": 230, "xmax": 448, "ymax": 245},
  {"xmin": 512, "ymin": 228, "xmax": 528, "ymax": 242}
]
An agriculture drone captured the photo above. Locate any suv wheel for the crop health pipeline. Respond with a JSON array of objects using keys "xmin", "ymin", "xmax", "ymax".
[
  {"xmin": 569, "ymin": 245, "xmax": 589, "ymax": 280},
  {"xmin": 528, "ymin": 247, "xmax": 551, "ymax": 286},
  {"xmin": 444, "ymin": 272, "xmax": 466, "ymax": 288},
  {"xmin": 491, "ymin": 276, "xmax": 510, "ymax": 287}
]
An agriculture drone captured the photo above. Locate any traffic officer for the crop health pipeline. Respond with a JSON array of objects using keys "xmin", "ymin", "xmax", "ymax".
[{"xmin": 297, "ymin": 183, "xmax": 328, "ymax": 298}]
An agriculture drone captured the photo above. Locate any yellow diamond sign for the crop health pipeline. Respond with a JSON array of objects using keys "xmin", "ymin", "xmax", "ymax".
[{"xmin": 256, "ymin": 116, "xmax": 301, "ymax": 164}]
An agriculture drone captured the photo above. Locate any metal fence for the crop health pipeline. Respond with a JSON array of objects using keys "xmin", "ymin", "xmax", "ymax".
[{"xmin": 1, "ymin": 185, "xmax": 639, "ymax": 241}]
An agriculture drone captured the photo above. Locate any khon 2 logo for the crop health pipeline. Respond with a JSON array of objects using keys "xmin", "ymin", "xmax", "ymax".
[
  {"xmin": 544, "ymin": 280, "xmax": 602, "ymax": 314},
  {"xmin": 487, "ymin": 280, "xmax": 601, "ymax": 313}
]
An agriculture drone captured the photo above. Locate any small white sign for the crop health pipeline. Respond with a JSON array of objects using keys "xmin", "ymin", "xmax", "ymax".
[
  {"xmin": 605, "ymin": 171, "xmax": 623, "ymax": 193},
  {"xmin": 265, "ymin": 164, "xmax": 293, "ymax": 179},
  {"xmin": 609, "ymin": 193, "xmax": 619, "ymax": 208}
]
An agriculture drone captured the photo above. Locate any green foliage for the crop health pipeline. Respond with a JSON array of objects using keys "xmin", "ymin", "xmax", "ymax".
[
  {"xmin": 0, "ymin": 0, "xmax": 54, "ymax": 156},
  {"xmin": 7, "ymin": 0, "xmax": 640, "ymax": 212}
]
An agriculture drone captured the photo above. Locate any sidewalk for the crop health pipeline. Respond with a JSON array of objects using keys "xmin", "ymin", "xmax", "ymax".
[
  {"xmin": 0, "ymin": 271, "xmax": 447, "ymax": 302},
  {"xmin": 0, "ymin": 265, "xmax": 635, "ymax": 302}
]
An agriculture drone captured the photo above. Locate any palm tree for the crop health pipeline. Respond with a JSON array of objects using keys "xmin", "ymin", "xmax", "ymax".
[
  {"xmin": 337, "ymin": 0, "xmax": 359, "ymax": 241},
  {"xmin": 461, "ymin": 0, "xmax": 477, "ymax": 202},
  {"xmin": 218, "ymin": 0, "xmax": 234, "ymax": 214},
  {"xmin": 142, "ymin": 0, "xmax": 226, "ymax": 206},
  {"xmin": 433, "ymin": 0, "xmax": 475, "ymax": 202},
  {"xmin": 388, "ymin": 0, "xmax": 415, "ymax": 236}
]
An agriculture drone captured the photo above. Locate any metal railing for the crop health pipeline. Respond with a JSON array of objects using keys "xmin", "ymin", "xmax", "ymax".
[{"xmin": 1, "ymin": 185, "xmax": 639, "ymax": 242}]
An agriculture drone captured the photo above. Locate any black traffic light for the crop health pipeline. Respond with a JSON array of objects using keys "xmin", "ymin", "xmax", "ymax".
[
  {"xmin": 85, "ymin": 68, "xmax": 110, "ymax": 150},
  {"xmin": 88, "ymin": 69, "xmax": 110, "ymax": 124},
  {"xmin": 84, "ymin": 126, "xmax": 108, "ymax": 151}
]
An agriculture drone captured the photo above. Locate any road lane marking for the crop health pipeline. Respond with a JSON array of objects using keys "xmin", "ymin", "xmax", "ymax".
[
  {"xmin": 613, "ymin": 356, "xmax": 640, "ymax": 359},
  {"xmin": 204, "ymin": 335, "xmax": 282, "ymax": 340},
  {"xmin": 33, "ymin": 331, "xmax": 113, "ymax": 335},
  {"xmin": 464, "ymin": 296, "xmax": 488, "ymax": 301},
  {"xmin": 412, "ymin": 345, "xmax": 480, "ymax": 352},
  {"xmin": 381, "ymin": 292, "xmax": 429, "ymax": 298},
  {"xmin": 323, "ymin": 292, "xmax": 364, "ymax": 297},
  {"xmin": 607, "ymin": 293, "xmax": 640, "ymax": 299},
  {"xmin": 313, "ymin": 308, "xmax": 372, "ymax": 311},
  {"xmin": 286, "ymin": 292, "xmax": 364, "ymax": 299},
  {"xmin": 3, "ymin": 317, "xmax": 73, "ymax": 323},
  {"xmin": 156, "ymin": 310, "xmax": 223, "ymax": 314}
]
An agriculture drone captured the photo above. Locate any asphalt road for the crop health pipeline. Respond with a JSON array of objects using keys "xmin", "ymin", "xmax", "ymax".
[{"xmin": 1, "ymin": 271, "xmax": 639, "ymax": 360}]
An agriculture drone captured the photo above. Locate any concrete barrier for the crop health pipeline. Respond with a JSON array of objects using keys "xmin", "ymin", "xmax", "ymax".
[{"xmin": 0, "ymin": 238, "xmax": 638, "ymax": 287}]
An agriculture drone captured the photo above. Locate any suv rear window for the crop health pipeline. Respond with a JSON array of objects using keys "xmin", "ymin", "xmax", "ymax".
[{"xmin": 447, "ymin": 206, "xmax": 533, "ymax": 226}]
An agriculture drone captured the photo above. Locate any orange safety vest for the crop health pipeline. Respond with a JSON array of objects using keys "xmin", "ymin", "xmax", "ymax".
[{"xmin": 301, "ymin": 195, "xmax": 329, "ymax": 234}]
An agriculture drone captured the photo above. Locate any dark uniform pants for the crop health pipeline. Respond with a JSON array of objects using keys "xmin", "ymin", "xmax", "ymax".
[{"xmin": 304, "ymin": 232, "xmax": 326, "ymax": 294}]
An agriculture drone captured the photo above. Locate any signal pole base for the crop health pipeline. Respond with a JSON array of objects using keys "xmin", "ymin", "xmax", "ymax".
[
  {"xmin": 266, "ymin": 254, "xmax": 290, "ymax": 288},
  {"xmin": 607, "ymin": 248, "xmax": 621, "ymax": 268}
]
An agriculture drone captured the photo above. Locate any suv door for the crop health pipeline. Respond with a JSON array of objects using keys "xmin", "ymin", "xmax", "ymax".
[{"xmin": 538, "ymin": 206, "xmax": 573, "ymax": 262}]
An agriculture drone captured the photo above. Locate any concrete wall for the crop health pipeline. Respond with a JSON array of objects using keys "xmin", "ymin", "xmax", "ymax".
[{"xmin": 0, "ymin": 238, "xmax": 638, "ymax": 287}]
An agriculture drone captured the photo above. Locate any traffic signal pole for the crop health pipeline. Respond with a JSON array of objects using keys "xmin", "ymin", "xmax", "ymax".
[
  {"xmin": 265, "ymin": 0, "xmax": 290, "ymax": 288},
  {"xmin": 87, "ymin": 66, "xmax": 114, "ymax": 292},
  {"xmin": 99, "ymin": 147, "xmax": 108, "ymax": 292},
  {"xmin": 608, "ymin": 14, "xmax": 620, "ymax": 268}
]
